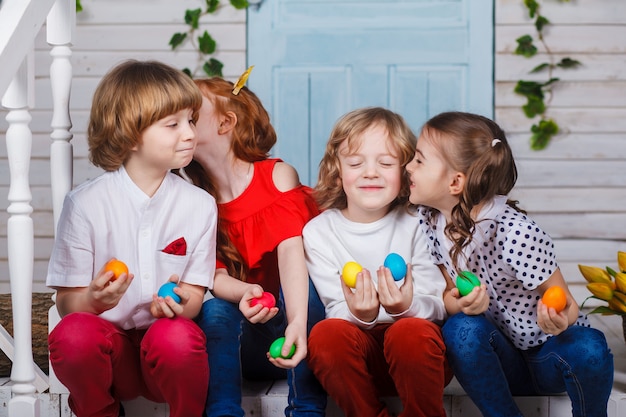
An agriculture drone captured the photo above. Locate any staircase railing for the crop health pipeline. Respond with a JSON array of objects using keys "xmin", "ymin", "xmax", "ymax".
[{"xmin": 0, "ymin": 0, "xmax": 74, "ymax": 416}]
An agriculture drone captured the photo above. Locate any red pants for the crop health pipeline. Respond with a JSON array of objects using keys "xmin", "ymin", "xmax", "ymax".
[
  {"xmin": 49, "ymin": 312, "xmax": 208, "ymax": 417},
  {"xmin": 308, "ymin": 318, "xmax": 452, "ymax": 417}
]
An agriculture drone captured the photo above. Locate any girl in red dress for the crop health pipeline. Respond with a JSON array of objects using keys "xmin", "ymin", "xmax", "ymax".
[{"xmin": 183, "ymin": 77, "xmax": 327, "ymax": 417}]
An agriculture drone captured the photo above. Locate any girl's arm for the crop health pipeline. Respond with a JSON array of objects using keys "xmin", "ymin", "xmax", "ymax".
[
  {"xmin": 536, "ymin": 268, "xmax": 579, "ymax": 335},
  {"xmin": 212, "ymin": 268, "xmax": 279, "ymax": 323},
  {"xmin": 273, "ymin": 236, "xmax": 309, "ymax": 368}
]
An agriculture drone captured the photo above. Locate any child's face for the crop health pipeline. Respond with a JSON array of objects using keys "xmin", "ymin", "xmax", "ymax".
[
  {"xmin": 406, "ymin": 131, "xmax": 456, "ymax": 212},
  {"xmin": 133, "ymin": 108, "xmax": 197, "ymax": 171},
  {"xmin": 338, "ymin": 123, "xmax": 402, "ymax": 223},
  {"xmin": 194, "ymin": 96, "xmax": 222, "ymax": 150}
]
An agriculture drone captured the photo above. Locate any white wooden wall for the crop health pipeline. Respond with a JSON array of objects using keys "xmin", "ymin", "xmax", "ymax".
[
  {"xmin": 496, "ymin": 0, "xmax": 626, "ymax": 302},
  {"xmin": 0, "ymin": 0, "xmax": 624, "ymax": 303}
]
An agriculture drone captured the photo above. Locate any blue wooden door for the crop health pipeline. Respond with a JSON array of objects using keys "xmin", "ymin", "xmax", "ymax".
[{"xmin": 248, "ymin": 0, "xmax": 494, "ymax": 186}]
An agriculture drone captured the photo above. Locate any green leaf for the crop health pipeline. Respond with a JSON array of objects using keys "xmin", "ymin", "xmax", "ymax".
[
  {"xmin": 182, "ymin": 68, "xmax": 193, "ymax": 78},
  {"xmin": 542, "ymin": 77, "xmax": 560, "ymax": 88},
  {"xmin": 169, "ymin": 32, "xmax": 188, "ymax": 49},
  {"xmin": 76, "ymin": 0, "xmax": 83, "ymax": 12},
  {"xmin": 535, "ymin": 15, "xmax": 550, "ymax": 32},
  {"xmin": 230, "ymin": 0, "xmax": 249, "ymax": 9},
  {"xmin": 514, "ymin": 80, "xmax": 543, "ymax": 99},
  {"xmin": 557, "ymin": 57, "xmax": 582, "ymax": 69},
  {"xmin": 607, "ymin": 266, "xmax": 618, "ymax": 278},
  {"xmin": 185, "ymin": 8, "xmax": 202, "ymax": 29},
  {"xmin": 515, "ymin": 35, "xmax": 537, "ymax": 58},
  {"xmin": 530, "ymin": 119, "xmax": 559, "ymax": 150},
  {"xmin": 206, "ymin": 0, "xmax": 220, "ymax": 13},
  {"xmin": 198, "ymin": 31, "xmax": 217, "ymax": 55},
  {"xmin": 203, "ymin": 59, "xmax": 224, "ymax": 77},
  {"xmin": 524, "ymin": 0, "xmax": 539, "ymax": 18},
  {"xmin": 522, "ymin": 96, "xmax": 545, "ymax": 118},
  {"xmin": 587, "ymin": 306, "xmax": 626, "ymax": 316},
  {"xmin": 529, "ymin": 63, "xmax": 551, "ymax": 73}
]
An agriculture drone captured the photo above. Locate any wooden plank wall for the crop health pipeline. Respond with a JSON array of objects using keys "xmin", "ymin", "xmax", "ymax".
[
  {"xmin": 496, "ymin": 0, "xmax": 626, "ymax": 302},
  {"xmin": 0, "ymin": 0, "xmax": 625, "ymax": 304}
]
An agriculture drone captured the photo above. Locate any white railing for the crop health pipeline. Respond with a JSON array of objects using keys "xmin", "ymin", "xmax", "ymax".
[{"xmin": 0, "ymin": 0, "xmax": 74, "ymax": 416}]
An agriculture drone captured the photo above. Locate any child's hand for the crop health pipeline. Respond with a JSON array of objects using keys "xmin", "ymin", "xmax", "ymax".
[
  {"xmin": 455, "ymin": 284, "xmax": 489, "ymax": 315},
  {"xmin": 240, "ymin": 285, "xmax": 279, "ymax": 324},
  {"xmin": 267, "ymin": 322, "xmax": 306, "ymax": 369},
  {"xmin": 537, "ymin": 299, "xmax": 570, "ymax": 335},
  {"xmin": 342, "ymin": 268, "xmax": 380, "ymax": 322},
  {"xmin": 87, "ymin": 261, "xmax": 134, "ymax": 314},
  {"xmin": 378, "ymin": 264, "xmax": 413, "ymax": 315},
  {"xmin": 150, "ymin": 275, "xmax": 185, "ymax": 318}
]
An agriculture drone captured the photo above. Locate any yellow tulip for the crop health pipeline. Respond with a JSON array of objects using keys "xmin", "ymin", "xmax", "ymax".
[
  {"xmin": 615, "ymin": 272, "xmax": 626, "ymax": 293},
  {"xmin": 618, "ymin": 251, "xmax": 626, "ymax": 273},
  {"xmin": 578, "ymin": 265, "xmax": 614, "ymax": 286},
  {"xmin": 608, "ymin": 298, "xmax": 626, "ymax": 314},
  {"xmin": 613, "ymin": 290, "xmax": 626, "ymax": 305},
  {"xmin": 586, "ymin": 282, "xmax": 614, "ymax": 301}
]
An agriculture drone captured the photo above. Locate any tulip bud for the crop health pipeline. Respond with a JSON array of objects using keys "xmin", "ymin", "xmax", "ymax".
[
  {"xmin": 608, "ymin": 298, "xmax": 626, "ymax": 314},
  {"xmin": 618, "ymin": 251, "xmax": 626, "ymax": 273},
  {"xmin": 578, "ymin": 265, "xmax": 614, "ymax": 286},
  {"xmin": 615, "ymin": 272, "xmax": 626, "ymax": 294},
  {"xmin": 586, "ymin": 282, "xmax": 614, "ymax": 301}
]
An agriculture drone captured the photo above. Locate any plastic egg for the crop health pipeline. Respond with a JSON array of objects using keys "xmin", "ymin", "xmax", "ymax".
[
  {"xmin": 158, "ymin": 282, "xmax": 181, "ymax": 303},
  {"xmin": 455, "ymin": 271, "xmax": 481, "ymax": 297},
  {"xmin": 342, "ymin": 261, "xmax": 363, "ymax": 288},
  {"xmin": 384, "ymin": 253, "xmax": 407, "ymax": 281},
  {"xmin": 269, "ymin": 336, "xmax": 296, "ymax": 359},
  {"xmin": 250, "ymin": 292, "xmax": 276, "ymax": 309}
]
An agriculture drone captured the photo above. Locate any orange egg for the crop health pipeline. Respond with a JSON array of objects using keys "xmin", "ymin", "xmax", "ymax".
[
  {"xmin": 104, "ymin": 259, "xmax": 129, "ymax": 281},
  {"xmin": 542, "ymin": 286, "xmax": 567, "ymax": 312}
]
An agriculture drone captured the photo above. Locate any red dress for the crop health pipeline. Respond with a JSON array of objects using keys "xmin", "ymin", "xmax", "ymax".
[{"xmin": 217, "ymin": 158, "xmax": 320, "ymax": 298}]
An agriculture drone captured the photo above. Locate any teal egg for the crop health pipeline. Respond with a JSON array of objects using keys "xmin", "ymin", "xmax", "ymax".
[
  {"xmin": 158, "ymin": 282, "xmax": 181, "ymax": 303},
  {"xmin": 455, "ymin": 271, "xmax": 481, "ymax": 296},
  {"xmin": 384, "ymin": 253, "xmax": 407, "ymax": 281},
  {"xmin": 269, "ymin": 337, "xmax": 296, "ymax": 359}
]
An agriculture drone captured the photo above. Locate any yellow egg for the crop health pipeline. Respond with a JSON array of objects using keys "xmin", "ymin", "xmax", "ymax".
[{"xmin": 342, "ymin": 261, "xmax": 363, "ymax": 288}]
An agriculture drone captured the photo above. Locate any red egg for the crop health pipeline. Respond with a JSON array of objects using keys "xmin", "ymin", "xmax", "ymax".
[{"xmin": 250, "ymin": 291, "xmax": 276, "ymax": 309}]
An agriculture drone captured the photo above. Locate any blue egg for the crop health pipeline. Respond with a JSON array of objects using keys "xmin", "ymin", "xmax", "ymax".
[
  {"xmin": 384, "ymin": 253, "xmax": 406, "ymax": 281},
  {"xmin": 158, "ymin": 282, "xmax": 181, "ymax": 303}
]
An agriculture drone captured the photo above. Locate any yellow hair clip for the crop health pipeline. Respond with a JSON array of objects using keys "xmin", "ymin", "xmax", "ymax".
[{"xmin": 232, "ymin": 65, "xmax": 254, "ymax": 95}]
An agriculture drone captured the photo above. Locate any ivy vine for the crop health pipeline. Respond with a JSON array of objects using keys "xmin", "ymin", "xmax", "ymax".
[
  {"xmin": 514, "ymin": 0, "xmax": 581, "ymax": 150},
  {"xmin": 169, "ymin": 0, "xmax": 249, "ymax": 78}
]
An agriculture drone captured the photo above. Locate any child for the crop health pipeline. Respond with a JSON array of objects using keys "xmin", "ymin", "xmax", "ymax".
[
  {"xmin": 303, "ymin": 107, "xmax": 451, "ymax": 417},
  {"xmin": 406, "ymin": 111, "xmax": 613, "ymax": 417},
  {"xmin": 183, "ymin": 77, "xmax": 327, "ymax": 417},
  {"xmin": 47, "ymin": 60, "xmax": 218, "ymax": 417}
]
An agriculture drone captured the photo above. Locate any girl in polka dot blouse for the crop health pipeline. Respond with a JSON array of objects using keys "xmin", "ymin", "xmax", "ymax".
[{"xmin": 406, "ymin": 111, "xmax": 613, "ymax": 417}]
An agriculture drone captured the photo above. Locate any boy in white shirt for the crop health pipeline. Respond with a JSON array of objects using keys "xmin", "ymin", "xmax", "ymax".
[{"xmin": 47, "ymin": 60, "xmax": 217, "ymax": 417}]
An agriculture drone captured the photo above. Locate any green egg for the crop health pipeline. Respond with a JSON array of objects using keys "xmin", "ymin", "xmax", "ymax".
[
  {"xmin": 455, "ymin": 271, "xmax": 481, "ymax": 296},
  {"xmin": 269, "ymin": 337, "xmax": 296, "ymax": 359}
]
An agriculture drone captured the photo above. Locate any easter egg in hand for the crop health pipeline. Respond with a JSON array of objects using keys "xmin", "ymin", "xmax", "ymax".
[
  {"xmin": 250, "ymin": 292, "xmax": 276, "ymax": 309},
  {"xmin": 104, "ymin": 259, "xmax": 128, "ymax": 281},
  {"xmin": 384, "ymin": 253, "xmax": 407, "ymax": 281},
  {"xmin": 269, "ymin": 336, "xmax": 296, "ymax": 359},
  {"xmin": 342, "ymin": 261, "xmax": 363, "ymax": 288},
  {"xmin": 158, "ymin": 282, "xmax": 181, "ymax": 304},
  {"xmin": 542, "ymin": 286, "xmax": 567, "ymax": 312},
  {"xmin": 456, "ymin": 271, "xmax": 481, "ymax": 296}
]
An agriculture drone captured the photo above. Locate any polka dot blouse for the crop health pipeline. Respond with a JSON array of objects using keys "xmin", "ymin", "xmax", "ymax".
[{"xmin": 416, "ymin": 196, "xmax": 589, "ymax": 350}]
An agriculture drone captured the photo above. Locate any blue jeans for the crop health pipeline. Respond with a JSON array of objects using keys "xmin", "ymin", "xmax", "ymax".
[
  {"xmin": 196, "ymin": 279, "xmax": 327, "ymax": 417},
  {"xmin": 442, "ymin": 313, "xmax": 613, "ymax": 417}
]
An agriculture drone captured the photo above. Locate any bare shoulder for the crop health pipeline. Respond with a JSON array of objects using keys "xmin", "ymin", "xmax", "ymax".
[{"xmin": 272, "ymin": 161, "xmax": 301, "ymax": 192}]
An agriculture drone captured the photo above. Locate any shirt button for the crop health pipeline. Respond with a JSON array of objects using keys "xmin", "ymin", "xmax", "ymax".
[{"xmin": 143, "ymin": 273, "xmax": 150, "ymax": 280}]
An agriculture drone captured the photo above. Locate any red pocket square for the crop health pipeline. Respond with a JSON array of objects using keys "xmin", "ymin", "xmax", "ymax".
[{"xmin": 162, "ymin": 237, "xmax": 187, "ymax": 255}]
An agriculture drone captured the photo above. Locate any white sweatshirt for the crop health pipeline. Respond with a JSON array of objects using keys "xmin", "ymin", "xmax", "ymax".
[{"xmin": 303, "ymin": 206, "xmax": 446, "ymax": 329}]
